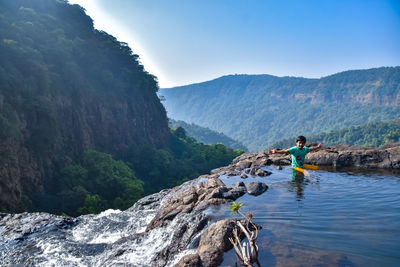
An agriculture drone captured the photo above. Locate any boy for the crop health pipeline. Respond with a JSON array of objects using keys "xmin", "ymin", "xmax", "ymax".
[{"xmin": 269, "ymin": 136, "xmax": 322, "ymax": 178}]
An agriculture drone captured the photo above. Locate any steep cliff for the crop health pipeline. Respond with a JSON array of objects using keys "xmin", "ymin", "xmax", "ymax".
[{"xmin": 0, "ymin": 0, "xmax": 169, "ymax": 211}]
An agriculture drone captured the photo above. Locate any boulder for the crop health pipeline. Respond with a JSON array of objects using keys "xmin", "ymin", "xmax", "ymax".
[
  {"xmin": 240, "ymin": 173, "xmax": 248, "ymax": 179},
  {"xmin": 255, "ymin": 168, "xmax": 272, "ymax": 177},
  {"xmin": 246, "ymin": 182, "xmax": 268, "ymax": 196},
  {"xmin": 236, "ymin": 160, "xmax": 252, "ymax": 170},
  {"xmin": 198, "ymin": 219, "xmax": 237, "ymax": 267},
  {"xmin": 174, "ymin": 253, "xmax": 201, "ymax": 267}
]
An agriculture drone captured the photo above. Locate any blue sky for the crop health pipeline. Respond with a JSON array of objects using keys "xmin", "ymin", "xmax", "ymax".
[{"xmin": 69, "ymin": 0, "xmax": 400, "ymax": 88}]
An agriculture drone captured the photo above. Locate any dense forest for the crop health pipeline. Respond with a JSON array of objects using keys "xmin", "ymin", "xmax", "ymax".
[
  {"xmin": 271, "ymin": 119, "xmax": 400, "ymax": 149},
  {"xmin": 161, "ymin": 68, "xmax": 400, "ymax": 152},
  {"xmin": 0, "ymin": 0, "xmax": 242, "ymax": 216},
  {"xmin": 41, "ymin": 127, "xmax": 243, "ymax": 216},
  {"xmin": 168, "ymin": 119, "xmax": 248, "ymax": 151}
]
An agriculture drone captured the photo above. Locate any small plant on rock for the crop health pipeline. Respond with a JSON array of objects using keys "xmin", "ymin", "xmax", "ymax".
[{"xmin": 229, "ymin": 201, "xmax": 243, "ymax": 215}]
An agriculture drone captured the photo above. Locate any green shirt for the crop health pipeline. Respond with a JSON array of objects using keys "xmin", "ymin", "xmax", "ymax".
[{"xmin": 288, "ymin": 146, "xmax": 310, "ymax": 168}]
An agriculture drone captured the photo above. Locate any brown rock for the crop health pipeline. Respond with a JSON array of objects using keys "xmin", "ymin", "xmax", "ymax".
[
  {"xmin": 174, "ymin": 253, "xmax": 201, "ymax": 267},
  {"xmin": 236, "ymin": 160, "xmax": 252, "ymax": 170},
  {"xmin": 240, "ymin": 173, "xmax": 248, "ymax": 179},
  {"xmin": 198, "ymin": 219, "xmax": 237, "ymax": 267},
  {"xmin": 255, "ymin": 168, "xmax": 272, "ymax": 177},
  {"xmin": 146, "ymin": 178, "xmax": 244, "ymax": 231},
  {"xmin": 265, "ymin": 143, "xmax": 400, "ymax": 169}
]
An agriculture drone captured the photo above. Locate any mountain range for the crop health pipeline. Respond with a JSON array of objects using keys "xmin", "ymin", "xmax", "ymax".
[{"xmin": 161, "ymin": 67, "xmax": 400, "ymax": 152}]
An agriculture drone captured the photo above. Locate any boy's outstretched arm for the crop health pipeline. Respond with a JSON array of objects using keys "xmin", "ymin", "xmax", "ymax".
[
  {"xmin": 309, "ymin": 143, "xmax": 323, "ymax": 152},
  {"xmin": 268, "ymin": 148, "xmax": 289, "ymax": 155}
]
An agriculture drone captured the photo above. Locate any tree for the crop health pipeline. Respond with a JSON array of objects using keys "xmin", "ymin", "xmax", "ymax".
[{"xmin": 78, "ymin": 194, "xmax": 106, "ymax": 215}]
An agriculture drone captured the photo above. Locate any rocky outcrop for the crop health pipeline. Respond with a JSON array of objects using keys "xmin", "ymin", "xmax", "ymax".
[
  {"xmin": 0, "ymin": 175, "xmax": 263, "ymax": 266},
  {"xmin": 1, "ymin": 143, "xmax": 398, "ymax": 266},
  {"xmin": 146, "ymin": 178, "xmax": 245, "ymax": 231},
  {"xmin": 213, "ymin": 143, "xmax": 400, "ymax": 172},
  {"xmin": 174, "ymin": 218, "xmax": 238, "ymax": 267},
  {"xmin": 267, "ymin": 143, "xmax": 400, "ymax": 169}
]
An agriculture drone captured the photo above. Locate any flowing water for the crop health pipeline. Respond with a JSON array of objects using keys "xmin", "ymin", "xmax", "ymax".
[
  {"xmin": 216, "ymin": 167, "xmax": 400, "ymax": 267},
  {"xmin": 1, "ymin": 167, "xmax": 399, "ymax": 266}
]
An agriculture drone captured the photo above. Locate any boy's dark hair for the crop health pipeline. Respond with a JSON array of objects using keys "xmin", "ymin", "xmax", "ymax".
[{"xmin": 296, "ymin": 136, "xmax": 306, "ymax": 143}]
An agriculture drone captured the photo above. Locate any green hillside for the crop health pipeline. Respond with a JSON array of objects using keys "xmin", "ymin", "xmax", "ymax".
[
  {"xmin": 0, "ymin": 0, "xmax": 243, "ymax": 216},
  {"xmin": 271, "ymin": 119, "xmax": 400, "ymax": 149},
  {"xmin": 161, "ymin": 68, "xmax": 400, "ymax": 152},
  {"xmin": 169, "ymin": 119, "xmax": 248, "ymax": 151}
]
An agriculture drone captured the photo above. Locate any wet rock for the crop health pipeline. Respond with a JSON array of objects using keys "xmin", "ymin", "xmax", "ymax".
[
  {"xmin": 128, "ymin": 190, "xmax": 169, "ymax": 211},
  {"xmin": 146, "ymin": 178, "xmax": 243, "ymax": 231},
  {"xmin": 247, "ymin": 182, "xmax": 268, "ymax": 196},
  {"xmin": 174, "ymin": 253, "xmax": 201, "ymax": 267},
  {"xmin": 249, "ymin": 167, "xmax": 272, "ymax": 177},
  {"xmin": 198, "ymin": 219, "xmax": 237, "ymax": 267},
  {"xmin": 234, "ymin": 181, "xmax": 245, "ymax": 188},
  {"xmin": 240, "ymin": 173, "xmax": 248, "ymax": 179},
  {"xmin": 198, "ymin": 174, "xmax": 220, "ymax": 179},
  {"xmin": 226, "ymin": 171, "xmax": 239, "ymax": 176},
  {"xmin": 210, "ymin": 167, "xmax": 227, "ymax": 174},
  {"xmin": 236, "ymin": 160, "xmax": 252, "ymax": 170},
  {"xmin": 255, "ymin": 168, "xmax": 272, "ymax": 177},
  {"xmin": 232, "ymin": 152, "xmax": 254, "ymax": 164},
  {"xmin": 224, "ymin": 187, "xmax": 247, "ymax": 200}
]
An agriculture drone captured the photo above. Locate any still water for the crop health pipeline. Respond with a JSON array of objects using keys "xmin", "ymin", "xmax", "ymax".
[{"xmin": 214, "ymin": 166, "xmax": 400, "ymax": 267}]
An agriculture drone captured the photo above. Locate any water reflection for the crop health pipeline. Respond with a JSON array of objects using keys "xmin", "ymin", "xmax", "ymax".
[
  {"xmin": 219, "ymin": 167, "xmax": 400, "ymax": 267},
  {"xmin": 289, "ymin": 169, "xmax": 306, "ymax": 200}
]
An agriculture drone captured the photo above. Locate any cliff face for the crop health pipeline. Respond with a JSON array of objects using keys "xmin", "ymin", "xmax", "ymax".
[
  {"xmin": 0, "ymin": 0, "xmax": 170, "ymax": 211},
  {"xmin": 0, "ymin": 88, "xmax": 169, "ymax": 211}
]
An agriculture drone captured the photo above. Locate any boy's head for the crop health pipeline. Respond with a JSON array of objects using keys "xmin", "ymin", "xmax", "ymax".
[{"xmin": 296, "ymin": 136, "xmax": 306, "ymax": 149}]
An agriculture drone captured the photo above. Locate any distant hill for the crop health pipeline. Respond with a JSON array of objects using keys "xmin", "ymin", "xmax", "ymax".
[
  {"xmin": 169, "ymin": 119, "xmax": 247, "ymax": 151},
  {"xmin": 161, "ymin": 67, "xmax": 400, "ymax": 152},
  {"xmin": 271, "ymin": 119, "xmax": 400, "ymax": 149}
]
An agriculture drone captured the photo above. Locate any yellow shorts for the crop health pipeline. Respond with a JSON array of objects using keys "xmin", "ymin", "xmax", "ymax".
[{"xmin": 293, "ymin": 164, "xmax": 319, "ymax": 173}]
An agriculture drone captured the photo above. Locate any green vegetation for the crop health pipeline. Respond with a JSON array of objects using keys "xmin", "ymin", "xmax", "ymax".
[
  {"xmin": 229, "ymin": 201, "xmax": 243, "ymax": 215},
  {"xmin": 31, "ymin": 127, "xmax": 243, "ymax": 216},
  {"xmin": 32, "ymin": 150, "xmax": 143, "ymax": 216},
  {"xmin": 123, "ymin": 127, "xmax": 244, "ymax": 194},
  {"xmin": 168, "ymin": 119, "xmax": 248, "ymax": 151},
  {"xmin": 161, "ymin": 69, "xmax": 400, "ymax": 152},
  {"xmin": 0, "ymin": 0, "xmax": 243, "ymax": 216},
  {"xmin": 271, "ymin": 119, "xmax": 400, "ymax": 149}
]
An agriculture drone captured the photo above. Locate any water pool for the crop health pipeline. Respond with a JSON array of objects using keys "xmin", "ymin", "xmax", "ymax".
[{"xmin": 215, "ymin": 166, "xmax": 400, "ymax": 266}]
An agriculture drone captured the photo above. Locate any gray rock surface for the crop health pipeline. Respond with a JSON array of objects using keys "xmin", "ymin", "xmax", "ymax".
[
  {"xmin": 212, "ymin": 143, "xmax": 400, "ymax": 175},
  {"xmin": 246, "ymin": 182, "xmax": 269, "ymax": 196}
]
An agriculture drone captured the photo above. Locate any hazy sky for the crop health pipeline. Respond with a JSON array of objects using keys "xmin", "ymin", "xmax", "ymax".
[{"xmin": 68, "ymin": 0, "xmax": 400, "ymax": 88}]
